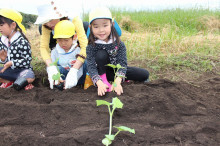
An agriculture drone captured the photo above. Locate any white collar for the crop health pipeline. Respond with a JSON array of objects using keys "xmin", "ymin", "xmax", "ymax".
[
  {"xmin": 56, "ymin": 42, "xmax": 78, "ymax": 54},
  {"xmin": 95, "ymin": 36, "xmax": 115, "ymax": 44},
  {"xmin": 10, "ymin": 31, "xmax": 21, "ymax": 43},
  {"xmin": 1, "ymin": 31, "xmax": 21, "ymax": 46}
]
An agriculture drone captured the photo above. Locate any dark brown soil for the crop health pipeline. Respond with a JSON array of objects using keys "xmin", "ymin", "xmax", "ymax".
[{"xmin": 0, "ymin": 73, "xmax": 220, "ymax": 146}]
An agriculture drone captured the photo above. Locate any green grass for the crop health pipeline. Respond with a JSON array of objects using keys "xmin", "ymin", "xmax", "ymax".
[
  {"xmin": 31, "ymin": 8, "xmax": 220, "ymax": 81},
  {"xmin": 112, "ymin": 8, "xmax": 219, "ymax": 35}
]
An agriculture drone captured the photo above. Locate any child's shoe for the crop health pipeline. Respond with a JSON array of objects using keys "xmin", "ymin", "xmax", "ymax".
[
  {"xmin": 24, "ymin": 84, "xmax": 34, "ymax": 90},
  {"xmin": 100, "ymin": 73, "xmax": 112, "ymax": 92},
  {"xmin": 0, "ymin": 82, "xmax": 14, "ymax": 88},
  {"xmin": 13, "ymin": 77, "xmax": 28, "ymax": 91}
]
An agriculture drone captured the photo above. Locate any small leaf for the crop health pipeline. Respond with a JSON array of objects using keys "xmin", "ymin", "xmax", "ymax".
[
  {"xmin": 116, "ymin": 64, "xmax": 122, "ymax": 69},
  {"xmin": 102, "ymin": 138, "xmax": 112, "ymax": 146},
  {"xmin": 96, "ymin": 100, "xmax": 110, "ymax": 106},
  {"xmin": 52, "ymin": 72, "xmax": 61, "ymax": 80},
  {"xmin": 113, "ymin": 82, "xmax": 117, "ymax": 87},
  {"xmin": 105, "ymin": 135, "xmax": 115, "ymax": 141},
  {"xmin": 114, "ymin": 126, "xmax": 135, "ymax": 134},
  {"xmin": 112, "ymin": 97, "xmax": 123, "ymax": 110},
  {"xmin": 106, "ymin": 64, "xmax": 117, "ymax": 69}
]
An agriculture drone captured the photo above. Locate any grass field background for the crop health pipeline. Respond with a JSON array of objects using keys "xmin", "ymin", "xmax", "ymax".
[{"xmin": 28, "ymin": 8, "xmax": 220, "ymax": 81}]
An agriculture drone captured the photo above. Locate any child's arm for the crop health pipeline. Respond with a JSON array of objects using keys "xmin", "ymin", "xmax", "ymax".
[
  {"xmin": 12, "ymin": 39, "xmax": 32, "ymax": 69},
  {"xmin": 0, "ymin": 49, "xmax": 7, "ymax": 62},
  {"xmin": 116, "ymin": 42, "xmax": 127, "ymax": 80},
  {"xmin": 72, "ymin": 16, "xmax": 88, "ymax": 63},
  {"xmin": 39, "ymin": 26, "xmax": 53, "ymax": 66},
  {"xmin": 0, "ymin": 61, "xmax": 12, "ymax": 73},
  {"xmin": 86, "ymin": 45, "xmax": 102, "ymax": 84},
  {"xmin": 86, "ymin": 45, "xmax": 109, "ymax": 95}
]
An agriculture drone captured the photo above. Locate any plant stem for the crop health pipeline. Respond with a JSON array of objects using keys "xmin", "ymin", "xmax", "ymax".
[
  {"xmin": 108, "ymin": 106, "xmax": 112, "ymax": 135},
  {"xmin": 114, "ymin": 130, "xmax": 120, "ymax": 137}
]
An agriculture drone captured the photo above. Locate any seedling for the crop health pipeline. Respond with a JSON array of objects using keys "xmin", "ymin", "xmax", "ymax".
[
  {"xmin": 106, "ymin": 64, "xmax": 125, "ymax": 88},
  {"xmin": 96, "ymin": 97, "xmax": 135, "ymax": 146},
  {"xmin": 50, "ymin": 58, "xmax": 64, "ymax": 90}
]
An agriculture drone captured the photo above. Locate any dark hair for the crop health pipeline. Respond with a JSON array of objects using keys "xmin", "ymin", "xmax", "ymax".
[
  {"xmin": 43, "ymin": 17, "xmax": 68, "ymax": 30},
  {"xmin": 0, "ymin": 16, "xmax": 29, "ymax": 43},
  {"xmin": 88, "ymin": 20, "xmax": 121, "ymax": 46}
]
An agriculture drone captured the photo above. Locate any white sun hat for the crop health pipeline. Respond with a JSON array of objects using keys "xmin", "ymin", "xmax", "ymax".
[{"xmin": 35, "ymin": 1, "xmax": 68, "ymax": 24}]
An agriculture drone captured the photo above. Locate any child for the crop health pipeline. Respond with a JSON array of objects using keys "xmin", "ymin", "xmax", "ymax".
[
  {"xmin": 86, "ymin": 7, "xmax": 150, "ymax": 96},
  {"xmin": 35, "ymin": 1, "xmax": 88, "ymax": 89},
  {"xmin": 51, "ymin": 20, "xmax": 83, "ymax": 89},
  {"xmin": 0, "ymin": 9, "xmax": 35, "ymax": 90}
]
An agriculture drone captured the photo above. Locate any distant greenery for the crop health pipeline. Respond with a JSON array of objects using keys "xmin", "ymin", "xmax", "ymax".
[
  {"xmin": 83, "ymin": 8, "xmax": 219, "ymax": 35},
  {"xmin": 116, "ymin": 8, "xmax": 219, "ymax": 35},
  {"xmin": 20, "ymin": 12, "xmax": 37, "ymax": 29}
]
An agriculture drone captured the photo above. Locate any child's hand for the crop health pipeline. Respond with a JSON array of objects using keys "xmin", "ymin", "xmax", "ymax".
[
  {"xmin": 0, "ymin": 50, "xmax": 7, "ymax": 62},
  {"xmin": 96, "ymin": 80, "xmax": 109, "ymax": 96},
  {"xmin": 113, "ymin": 77, "xmax": 123, "ymax": 95},
  {"xmin": 0, "ymin": 61, "xmax": 12, "ymax": 73}
]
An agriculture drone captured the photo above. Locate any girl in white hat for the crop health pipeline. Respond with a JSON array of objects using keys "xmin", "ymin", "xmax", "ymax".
[
  {"xmin": 0, "ymin": 9, "xmax": 35, "ymax": 90},
  {"xmin": 35, "ymin": 1, "xmax": 88, "ymax": 89},
  {"xmin": 87, "ymin": 7, "xmax": 150, "ymax": 96}
]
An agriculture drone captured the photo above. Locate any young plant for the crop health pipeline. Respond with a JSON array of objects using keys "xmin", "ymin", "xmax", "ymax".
[
  {"xmin": 50, "ymin": 58, "xmax": 64, "ymax": 90},
  {"xmin": 96, "ymin": 97, "xmax": 135, "ymax": 146},
  {"xmin": 50, "ymin": 58, "xmax": 62, "ymax": 81},
  {"xmin": 106, "ymin": 64, "xmax": 125, "ymax": 88}
]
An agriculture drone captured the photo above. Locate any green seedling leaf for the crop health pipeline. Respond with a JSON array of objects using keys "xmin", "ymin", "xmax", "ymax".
[
  {"xmin": 105, "ymin": 135, "xmax": 115, "ymax": 141},
  {"xmin": 52, "ymin": 72, "xmax": 61, "ymax": 80},
  {"xmin": 102, "ymin": 137, "xmax": 112, "ymax": 146},
  {"xmin": 116, "ymin": 64, "xmax": 123, "ymax": 69},
  {"xmin": 106, "ymin": 64, "xmax": 117, "ymax": 69},
  {"xmin": 114, "ymin": 126, "xmax": 135, "ymax": 134},
  {"xmin": 112, "ymin": 97, "xmax": 123, "ymax": 110},
  {"xmin": 96, "ymin": 100, "xmax": 110, "ymax": 106}
]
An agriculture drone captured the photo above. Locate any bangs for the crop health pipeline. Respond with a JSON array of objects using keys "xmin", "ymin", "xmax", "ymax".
[
  {"xmin": 0, "ymin": 16, "xmax": 13, "ymax": 25},
  {"xmin": 0, "ymin": 16, "xmax": 6, "ymax": 24}
]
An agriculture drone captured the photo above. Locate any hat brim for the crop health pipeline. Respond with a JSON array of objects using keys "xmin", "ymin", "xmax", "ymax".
[
  {"xmin": 35, "ymin": 15, "xmax": 68, "ymax": 25},
  {"xmin": 34, "ymin": 17, "xmax": 52, "ymax": 25},
  {"xmin": 17, "ymin": 22, "xmax": 26, "ymax": 33}
]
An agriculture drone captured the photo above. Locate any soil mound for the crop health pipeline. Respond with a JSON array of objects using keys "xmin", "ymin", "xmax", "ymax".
[{"xmin": 0, "ymin": 74, "xmax": 219, "ymax": 145}]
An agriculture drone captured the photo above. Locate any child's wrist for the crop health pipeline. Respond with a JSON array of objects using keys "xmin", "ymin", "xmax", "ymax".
[
  {"xmin": 115, "ymin": 77, "xmax": 122, "ymax": 84},
  {"xmin": 96, "ymin": 80, "xmax": 103, "ymax": 87}
]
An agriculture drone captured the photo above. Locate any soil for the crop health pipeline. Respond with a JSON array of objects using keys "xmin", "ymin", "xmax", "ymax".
[{"xmin": 0, "ymin": 72, "xmax": 220, "ymax": 146}]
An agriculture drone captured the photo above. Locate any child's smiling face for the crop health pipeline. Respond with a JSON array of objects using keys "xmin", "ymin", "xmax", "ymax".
[{"xmin": 91, "ymin": 19, "xmax": 111, "ymax": 42}]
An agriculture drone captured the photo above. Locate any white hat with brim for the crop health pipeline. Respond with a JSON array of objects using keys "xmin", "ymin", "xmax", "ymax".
[{"xmin": 35, "ymin": 4, "xmax": 68, "ymax": 24}]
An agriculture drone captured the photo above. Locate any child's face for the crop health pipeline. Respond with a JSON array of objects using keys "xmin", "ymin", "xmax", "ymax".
[
  {"xmin": 0, "ymin": 22, "xmax": 15, "ymax": 37},
  {"xmin": 91, "ymin": 19, "xmax": 111, "ymax": 42},
  {"xmin": 57, "ymin": 38, "xmax": 73, "ymax": 52}
]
